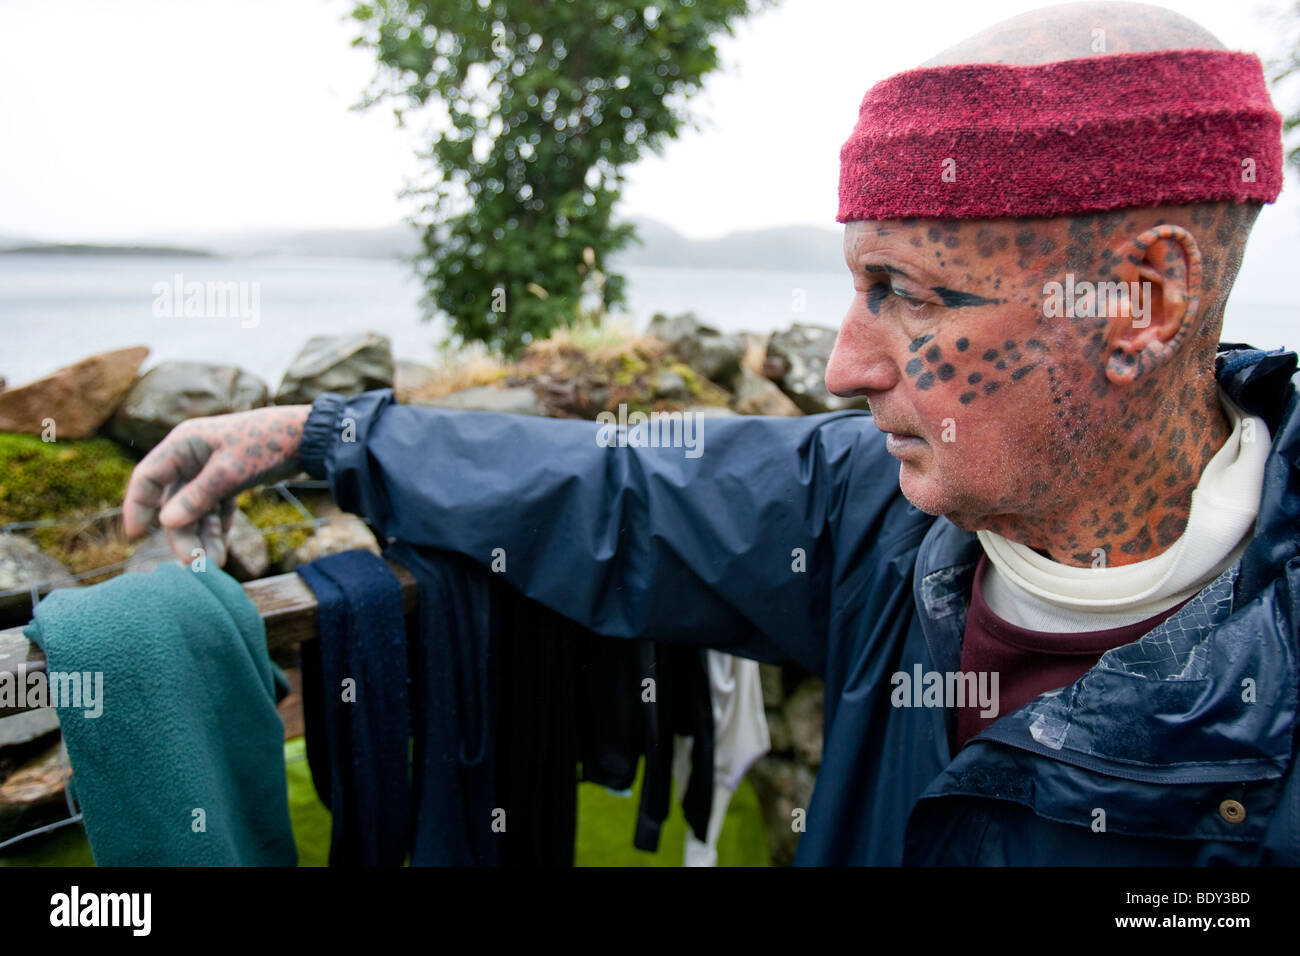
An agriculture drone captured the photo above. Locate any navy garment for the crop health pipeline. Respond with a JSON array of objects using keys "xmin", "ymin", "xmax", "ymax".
[
  {"xmin": 297, "ymin": 550, "xmax": 411, "ymax": 867},
  {"xmin": 299, "ymin": 344, "xmax": 1300, "ymax": 866},
  {"xmin": 300, "ymin": 541, "xmax": 716, "ymax": 866},
  {"xmin": 388, "ymin": 542, "xmax": 502, "ymax": 865}
]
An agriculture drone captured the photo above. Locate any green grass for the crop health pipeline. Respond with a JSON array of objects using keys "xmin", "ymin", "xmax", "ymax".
[
  {"xmin": 0, "ymin": 737, "xmax": 770, "ymax": 867},
  {"xmin": 576, "ymin": 765, "xmax": 769, "ymax": 867}
]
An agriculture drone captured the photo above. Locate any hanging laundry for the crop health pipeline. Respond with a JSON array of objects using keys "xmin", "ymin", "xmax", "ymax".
[
  {"xmin": 673, "ymin": 651, "xmax": 771, "ymax": 866},
  {"xmin": 388, "ymin": 542, "xmax": 503, "ymax": 866},
  {"xmin": 23, "ymin": 562, "xmax": 296, "ymax": 866},
  {"xmin": 297, "ymin": 549, "xmax": 411, "ymax": 867},
  {"xmin": 629, "ymin": 641, "xmax": 714, "ymax": 852},
  {"xmin": 389, "ymin": 540, "xmax": 719, "ymax": 864},
  {"xmin": 494, "ymin": 579, "xmax": 581, "ymax": 867},
  {"xmin": 300, "ymin": 543, "xmax": 574, "ymax": 866},
  {"xmin": 297, "ymin": 538, "xmax": 717, "ymax": 868}
]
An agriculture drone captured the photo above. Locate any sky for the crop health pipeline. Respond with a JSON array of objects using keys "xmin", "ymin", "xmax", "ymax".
[{"xmin": 0, "ymin": 0, "xmax": 1297, "ymax": 243}]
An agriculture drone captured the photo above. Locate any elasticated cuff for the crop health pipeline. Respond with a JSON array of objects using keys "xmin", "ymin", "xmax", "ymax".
[{"xmin": 299, "ymin": 392, "xmax": 347, "ymax": 480}]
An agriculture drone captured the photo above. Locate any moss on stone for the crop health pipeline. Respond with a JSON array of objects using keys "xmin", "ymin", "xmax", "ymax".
[
  {"xmin": 668, "ymin": 362, "xmax": 704, "ymax": 397},
  {"xmin": 612, "ymin": 352, "xmax": 649, "ymax": 387},
  {"xmin": 237, "ymin": 489, "xmax": 313, "ymax": 565},
  {"xmin": 0, "ymin": 433, "xmax": 135, "ymax": 529}
]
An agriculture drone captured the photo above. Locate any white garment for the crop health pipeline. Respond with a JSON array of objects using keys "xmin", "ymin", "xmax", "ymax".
[
  {"xmin": 978, "ymin": 389, "xmax": 1269, "ymax": 632},
  {"xmin": 671, "ymin": 650, "xmax": 770, "ymax": 867}
]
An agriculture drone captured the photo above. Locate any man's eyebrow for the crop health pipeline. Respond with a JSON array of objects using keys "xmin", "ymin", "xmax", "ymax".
[{"xmin": 859, "ymin": 261, "xmax": 911, "ymax": 278}]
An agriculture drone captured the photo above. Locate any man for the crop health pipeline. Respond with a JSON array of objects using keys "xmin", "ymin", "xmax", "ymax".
[{"xmin": 123, "ymin": 2, "xmax": 1300, "ymax": 864}]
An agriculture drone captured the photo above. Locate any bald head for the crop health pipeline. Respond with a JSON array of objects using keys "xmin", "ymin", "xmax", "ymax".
[
  {"xmin": 913, "ymin": 2, "xmax": 1260, "ymax": 345},
  {"xmin": 828, "ymin": 3, "xmax": 1272, "ymax": 564},
  {"xmin": 921, "ymin": 1, "xmax": 1224, "ymax": 67}
]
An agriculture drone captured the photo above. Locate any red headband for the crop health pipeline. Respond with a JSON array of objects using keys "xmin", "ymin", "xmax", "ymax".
[{"xmin": 837, "ymin": 49, "xmax": 1283, "ymax": 222}]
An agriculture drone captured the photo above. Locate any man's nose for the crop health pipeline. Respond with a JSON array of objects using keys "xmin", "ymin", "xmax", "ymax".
[{"xmin": 824, "ymin": 301, "xmax": 899, "ymax": 398}]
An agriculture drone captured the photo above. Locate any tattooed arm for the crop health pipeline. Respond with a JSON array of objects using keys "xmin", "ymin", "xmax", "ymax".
[{"xmin": 122, "ymin": 405, "xmax": 312, "ymax": 566}]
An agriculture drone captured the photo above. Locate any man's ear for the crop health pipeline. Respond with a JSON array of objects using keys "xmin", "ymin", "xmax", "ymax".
[{"xmin": 1103, "ymin": 224, "xmax": 1202, "ymax": 386}]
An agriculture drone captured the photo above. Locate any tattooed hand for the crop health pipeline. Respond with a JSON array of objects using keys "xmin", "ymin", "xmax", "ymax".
[{"xmin": 122, "ymin": 405, "xmax": 312, "ymax": 567}]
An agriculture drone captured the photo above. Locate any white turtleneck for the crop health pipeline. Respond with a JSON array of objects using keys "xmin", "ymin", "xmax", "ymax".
[{"xmin": 976, "ymin": 390, "xmax": 1269, "ymax": 632}]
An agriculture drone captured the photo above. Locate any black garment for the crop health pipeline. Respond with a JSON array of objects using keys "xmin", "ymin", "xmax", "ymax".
[
  {"xmin": 302, "ymin": 541, "xmax": 717, "ymax": 865},
  {"xmin": 297, "ymin": 550, "xmax": 412, "ymax": 867},
  {"xmin": 632, "ymin": 641, "xmax": 714, "ymax": 851},
  {"xmin": 496, "ymin": 586, "xmax": 580, "ymax": 866},
  {"xmin": 573, "ymin": 637, "xmax": 715, "ymax": 850},
  {"xmin": 391, "ymin": 541, "xmax": 583, "ymax": 866}
]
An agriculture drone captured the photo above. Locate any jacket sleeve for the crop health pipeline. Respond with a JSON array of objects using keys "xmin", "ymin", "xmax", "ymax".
[{"xmin": 298, "ymin": 388, "xmax": 885, "ymax": 674}]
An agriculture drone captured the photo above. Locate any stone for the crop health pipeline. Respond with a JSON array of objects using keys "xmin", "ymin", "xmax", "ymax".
[
  {"xmin": 0, "ymin": 537, "xmax": 76, "ymax": 628},
  {"xmin": 768, "ymin": 323, "xmax": 872, "ymax": 414},
  {"xmin": 224, "ymin": 509, "xmax": 269, "ymax": 582},
  {"xmin": 123, "ymin": 530, "xmax": 177, "ymax": 575},
  {"xmin": 683, "ymin": 404, "xmax": 737, "ymax": 418},
  {"xmin": 784, "ymin": 678, "xmax": 825, "ymax": 767},
  {"xmin": 765, "ymin": 709, "xmax": 792, "ymax": 754},
  {"xmin": 393, "ymin": 359, "xmax": 437, "ymax": 403},
  {"xmin": 747, "ymin": 756, "xmax": 817, "ymax": 866},
  {"xmin": 759, "ymin": 663, "xmax": 785, "ymax": 708},
  {"xmin": 646, "ymin": 312, "xmax": 745, "ymax": 388},
  {"xmin": 410, "ymin": 385, "xmax": 543, "ymax": 417},
  {"xmin": 0, "ymin": 536, "xmax": 75, "ymax": 594},
  {"xmin": 0, "ymin": 742, "xmax": 71, "ymax": 844},
  {"xmin": 0, "ymin": 708, "xmax": 60, "ymax": 748},
  {"xmin": 734, "ymin": 365, "xmax": 803, "ymax": 416},
  {"xmin": 651, "ymin": 369, "xmax": 690, "ymax": 401},
  {"xmin": 0, "ymin": 346, "xmax": 149, "ymax": 439},
  {"xmin": 286, "ymin": 513, "xmax": 381, "ymax": 570},
  {"xmin": 110, "ymin": 361, "xmax": 268, "ymax": 452},
  {"xmin": 739, "ymin": 332, "xmax": 771, "ymax": 374},
  {"xmin": 275, "ymin": 332, "xmax": 394, "ymax": 406},
  {"xmin": 123, "ymin": 507, "xmax": 267, "ymax": 580}
]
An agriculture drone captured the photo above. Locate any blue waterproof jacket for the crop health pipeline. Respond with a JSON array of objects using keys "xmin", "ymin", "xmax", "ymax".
[{"xmin": 298, "ymin": 344, "xmax": 1300, "ymax": 865}]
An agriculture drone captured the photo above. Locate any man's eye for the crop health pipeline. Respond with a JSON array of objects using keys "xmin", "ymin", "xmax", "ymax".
[{"xmin": 869, "ymin": 281, "xmax": 926, "ymax": 312}]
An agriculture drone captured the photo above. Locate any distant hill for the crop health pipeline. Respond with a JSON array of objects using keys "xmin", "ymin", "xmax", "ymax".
[
  {"xmin": 609, "ymin": 217, "xmax": 844, "ymax": 274},
  {"xmin": 201, "ymin": 225, "xmax": 422, "ymax": 259},
  {"xmin": 0, "ymin": 218, "xmax": 845, "ymax": 272},
  {"xmin": 0, "ymin": 242, "xmax": 213, "ymax": 257}
]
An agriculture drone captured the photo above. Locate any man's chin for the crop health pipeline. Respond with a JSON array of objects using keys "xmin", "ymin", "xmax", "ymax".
[
  {"xmin": 897, "ymin": 466, "xmax": 990, "ymax": 528},
  {"xmin": 897, "ymin": 464, "xmax": 947, "ymax": 517}
]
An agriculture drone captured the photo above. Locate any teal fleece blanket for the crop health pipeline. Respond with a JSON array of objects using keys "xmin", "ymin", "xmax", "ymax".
[{"xmin": 24, "ymin": 562, "xmax": 296, "ymax": 866}]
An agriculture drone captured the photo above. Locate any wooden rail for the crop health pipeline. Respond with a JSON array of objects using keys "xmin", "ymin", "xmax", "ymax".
[{"xmin": 0, "ymin": 561, "xmax": 419, "ymax": 717}]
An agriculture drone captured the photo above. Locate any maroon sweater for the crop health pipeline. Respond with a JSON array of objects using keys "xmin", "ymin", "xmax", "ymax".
[{"xmin": 954, "ymin": 555, "xmax": 1191, "ymax": 750}]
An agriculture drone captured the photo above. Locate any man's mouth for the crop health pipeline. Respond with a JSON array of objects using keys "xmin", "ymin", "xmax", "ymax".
[{"xmin": 881, "ymin": 428, "xmax": 927, "ymax": 455}]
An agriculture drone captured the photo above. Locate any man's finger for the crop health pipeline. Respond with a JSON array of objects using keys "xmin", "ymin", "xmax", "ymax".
[
  {"xmin": 122, "ymin": 428, "xmax": 212, "ymax": 538},
  {"xmin": 157, "ymin": 453, "xmax": 239, "ymax": 529},
  {"xmin": 165, "ymin": 522, "xmax": 203, "ymax": 566}
]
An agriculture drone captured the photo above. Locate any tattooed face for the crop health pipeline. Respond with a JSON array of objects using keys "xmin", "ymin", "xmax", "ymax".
[
  {"xmin": 830, "ymin": 218, "xmax": 1064, "ymax": 523},
  {"xmin": 827, "ymin": 202, "xmax": 1252, "ymax": 565}
]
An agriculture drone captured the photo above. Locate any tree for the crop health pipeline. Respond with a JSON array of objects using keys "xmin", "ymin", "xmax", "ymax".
[
  {"xmin": 352, "ymin": 0, "xmax": 768, "ymax": 356},
  {"xmin": 1270, "ymin": 2, "xmax": 1300, "ymax": 173}
]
